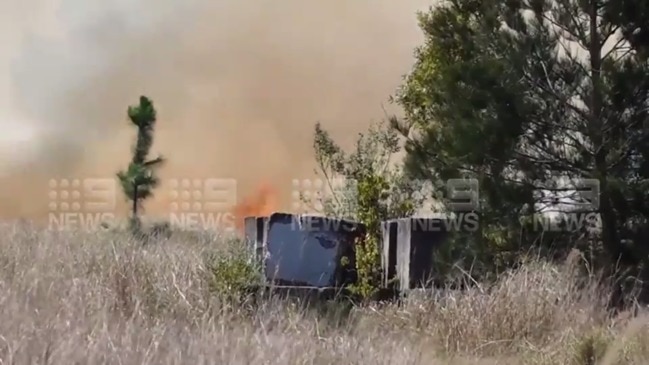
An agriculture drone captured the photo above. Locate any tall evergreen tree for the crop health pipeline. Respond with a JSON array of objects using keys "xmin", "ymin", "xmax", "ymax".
[
  {"xmin": 605, "ymin": 0, "xmax": 649, "ymax": 55},
  {"xmin": 395, "ymin": 0, "xmax": 649, "ymax": 305},
  {"xmin": 117, "ymin": 96, "xmax": 164, "ymax": 234}
]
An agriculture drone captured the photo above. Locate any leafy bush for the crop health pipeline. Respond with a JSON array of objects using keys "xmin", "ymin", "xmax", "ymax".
[
  {"xmin": 204, "ymin": 239, "xmax": 261, "ymax": 303},
  {"xmin": 311, "ymin": 120, "xmax": 418, "ymax": 299}
]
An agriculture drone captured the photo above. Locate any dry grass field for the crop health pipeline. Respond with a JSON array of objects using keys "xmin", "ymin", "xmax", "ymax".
[{"xmin": 0, "ymin": 223, "xmax": 648, "ymax": 364}]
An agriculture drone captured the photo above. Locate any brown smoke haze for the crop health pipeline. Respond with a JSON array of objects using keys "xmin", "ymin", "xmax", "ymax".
[{"xmin": 0, "ymin": 0, "xmax": 430, "ymax": 222}]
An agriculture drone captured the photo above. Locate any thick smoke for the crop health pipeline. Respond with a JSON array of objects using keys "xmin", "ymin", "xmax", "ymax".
[{"xmin": 0, "ymin": 0, "xmax": 429, "ymax": 220}]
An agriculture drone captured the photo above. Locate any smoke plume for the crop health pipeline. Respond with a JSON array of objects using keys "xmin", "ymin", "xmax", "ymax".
[{"xmin": 0, "ymin": 0, "xmax": 430, "ymax": 222}]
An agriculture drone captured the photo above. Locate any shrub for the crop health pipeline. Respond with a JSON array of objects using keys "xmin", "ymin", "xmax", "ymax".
[{"xmin": 204, "ymin": 238, "xmax": 261, "ymax": 304}]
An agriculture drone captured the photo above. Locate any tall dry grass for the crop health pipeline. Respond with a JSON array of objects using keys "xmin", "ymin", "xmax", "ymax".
[{"xmin": 0, "ymin": 223, "xmax": 647, "ymax": 364}]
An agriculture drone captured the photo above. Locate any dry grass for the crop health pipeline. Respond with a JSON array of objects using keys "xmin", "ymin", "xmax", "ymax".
[{"xmin": 0, "ymin": 223, "xmax": 648, "ymax": 364}]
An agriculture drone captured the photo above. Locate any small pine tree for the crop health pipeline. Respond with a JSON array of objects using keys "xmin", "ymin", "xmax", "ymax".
[{"xmin": 117, "ymin": 96, "xmax": 165, "ymax": 235}]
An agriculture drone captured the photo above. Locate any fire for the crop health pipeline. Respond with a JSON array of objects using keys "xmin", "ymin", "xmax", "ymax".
[{"xmin": 231, "ymin": 182, "xmax": 278, "ymax": 233}]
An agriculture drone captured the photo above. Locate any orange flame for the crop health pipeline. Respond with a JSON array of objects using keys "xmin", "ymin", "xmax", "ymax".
[{"xmin": 231, "ymin": 182, "xmax": 278, "ymax": 234}]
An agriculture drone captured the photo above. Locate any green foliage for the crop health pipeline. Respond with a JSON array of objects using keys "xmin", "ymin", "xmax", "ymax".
[
  {"xmin": 117, "ymin": 96, "xmax": 165, "ymax": 235},
  {"xmin": 204, "ymin": 240, "xmax": 261, "ymax": 304},
  {"xmin": 394, "ymin": 0, "xmax": 649, "ymax": 292},
  {"xmin": 311, "ymin": 121, "xmax": 417, "ymax": 299},
  {"xmin": 604, "ymin": 0, "xmax": 649, "ymax": 57}
]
